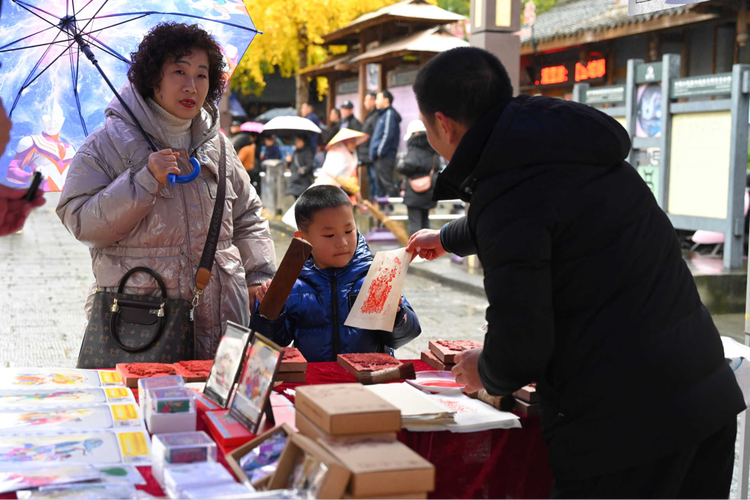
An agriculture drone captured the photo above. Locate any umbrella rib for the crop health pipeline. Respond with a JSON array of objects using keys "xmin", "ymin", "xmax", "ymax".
[
  {"xmin": 78, "ymin": 14, "xmax": 149, "ymax": 38},
  {"xmin": 78, "ymin": 0, "xmax": 111, "ymax": 36},
  {"xmin": 0, "ymin": 39, "xmax": 75, "ymax": 54},
  {"xmin": 0, "ymin": 25, "xmax": 63, "ymax": 51},
  {"xmin": 13, "ymin": 1, "xmax": 60, "ymax": 25},
  {"xmin": 68, "ymin": 35, "xmax": 88, "ymax": 136},
  {"xmin": 9, "ymin": 31, "xmax": 64, "ymax": 118},
  {"xmin": 84, "ymin": 37, "xmax": 129, "ymax": 64},
  {"xmin": 20, "ymin": 39, "xmax": 77, "ymax": 97},
  {"xmin": 12, "ymin": 2, "xmax": 60, "ymax": 31}
]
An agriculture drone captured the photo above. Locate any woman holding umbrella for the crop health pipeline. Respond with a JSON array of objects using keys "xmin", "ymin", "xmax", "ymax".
[
  {"xmin": 57, "ymin": 23, "xmax": 277, "ymax": 360},
  {"xmin": 285, "ymin": 135, "xmax": 315, "ymax": 199}
]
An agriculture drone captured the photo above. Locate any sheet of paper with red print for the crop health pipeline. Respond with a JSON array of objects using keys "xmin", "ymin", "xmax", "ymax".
[{"xmin": 344, "ymin": 248, "xmax": 411, "ymax": 332}]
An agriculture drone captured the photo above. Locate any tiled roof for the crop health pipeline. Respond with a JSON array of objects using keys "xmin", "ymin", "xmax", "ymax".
[
  {"xmin": 519, "ymin": 0, "xmax": 694, "ymax": 45},
  {"xmin": 349, "ymin": 27, "xmax": 470, "ymax": 63}
]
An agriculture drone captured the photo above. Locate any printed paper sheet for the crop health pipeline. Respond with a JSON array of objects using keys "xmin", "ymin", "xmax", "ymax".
[
  {"xmin": 0, "ymin": 369, "xmax": 123, "ymax": 389},
  {"xmin": 0, "ymin": 388, "xmax": 135, "ymax": 409},
  {"xmin": 344, "ymin": 248, "xmax": 411, "ymax": 332}
]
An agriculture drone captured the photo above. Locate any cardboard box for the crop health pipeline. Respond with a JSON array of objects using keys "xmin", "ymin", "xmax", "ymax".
[
  {"xmin": 295, "ymin": 384, "xmax": 401, "ymax": 436},
  {"xmin": 277, "ymin": 372, "xmax": 307, "ymax": 383},
  {"xmin": 513, "ymin": 384, "xmax": 538, "ymax": 404},
  {"xmin": 420, "ymin": 350, "xmax": 453, "ymax": 372},
  {"xmin": 320, "ymin": 437, "xmax": 435, "ymax": 498},
  {"xmin": 280, "ymin": 348, "xmax": 308, "ymax": 373},
  {"xmin": 513, "ymin": 399, "xmax": 540, "ymax": 416},
  {"xmin": 296, "ymin": 410, "xmax": 397, "ymax": 443},
  {"xmin": 194, "ymin": 391, "xmax": 222, "ymax": 413},
  {"xmin": 202, "ymin": 410, "xmax": 256, "ymax": 449},
  {"xmin": 226, "ymin": 423, "xmax": 296, "ymax": 489},
  {"xmin": 268, "ymin": 432, "xmax": 351, "ymax": 499},
  {"xmin": 428, "ymin": 340, "xmax": 483, "ymax": 364}
]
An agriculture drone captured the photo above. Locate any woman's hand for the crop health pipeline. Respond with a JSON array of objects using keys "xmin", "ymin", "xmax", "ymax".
[
  {"xmin": 285, "ymin": 154, "xmax": 292, "ymax": 163},
  {"xmin": 147, "ymin": 149, "xmax": 181, "ymax": 185}
]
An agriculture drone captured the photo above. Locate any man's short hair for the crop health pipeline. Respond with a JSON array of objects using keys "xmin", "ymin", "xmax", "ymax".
[
  {"xmin": 295, "ymin": 185, "xmax": 353, "ymax": 232},
  {"xmin": 366, "ymin": 92, "xmax": 377, "ymax": 99},
  {"xmin": 331, "ymin": 108, "xmax": 341, "ymax": 119},
  {"xmin": 378, "ymin": 89, "xmax": 394, "ymax": 105},
  {"xmin": 413, "ymin": 47, "xmax": 512, "ymax": 128}
]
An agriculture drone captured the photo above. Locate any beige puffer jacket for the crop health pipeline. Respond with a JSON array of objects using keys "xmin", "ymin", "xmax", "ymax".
[{"xmin": 57, "ymin": 83, "xmax": 277, "ymax": 359}]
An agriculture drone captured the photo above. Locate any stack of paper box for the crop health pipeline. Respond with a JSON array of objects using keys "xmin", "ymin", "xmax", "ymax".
[
  {"xmin": 293, "ymin": 383, "xmax": 435, "ymax": 498},
  {"xmin": 364, "ymin": 383, "xmax": 456, "ymax": 430}
]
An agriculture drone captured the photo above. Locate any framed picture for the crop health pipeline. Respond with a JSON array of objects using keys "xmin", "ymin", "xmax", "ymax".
[
  {"xmin": 203, "ymin": 321, "xmax": 253, "ymax": 408},
  {"xmin": 229, "ymin": 334, "xmax": 283, "ymax": 434}
]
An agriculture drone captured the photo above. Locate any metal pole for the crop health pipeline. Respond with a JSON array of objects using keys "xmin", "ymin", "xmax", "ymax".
[
  {"xmin": 725, "ymin": 65, "xmax": 750, "ymax": 269},
  {"xmin": 625, "ymin": 59, "xmax": 643, "ymax": 167},
  {"xmin": 658, "ymin": 54, "xmax": 680, "ymax": 214}
]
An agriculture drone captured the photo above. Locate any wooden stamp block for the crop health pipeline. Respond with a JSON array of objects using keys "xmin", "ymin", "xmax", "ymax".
[
  {"xmin": 512, "ymin": 384, "xmax": 538, "ymax": 404},
  {"xmin": 420, "ymin": 350, "xmax": 453, "ymax": 371},
  {"xmin": 280, "ymin": 348, "xmax": 308, "ymax": 373},
  {"xmin": 513, "ymin": 399, "xmax": 540, "ymax": 417},
  {"xmin": 277, "ymin": 371, "xmax": 307, "ymax": 383},
  {"xmin": 116, "ymin": 363, "xmax": 175, "ymax": 388},
  {"xmin": 337, "ymin": 353, "xmax": 402, "ymax": 377},
  {"xmin": 428, "ymin": 340, "xmax": 483, "ymax": 364},
  {"xmin": 172, "ymin": 360, "xmax": 213, "ymax": 383}
]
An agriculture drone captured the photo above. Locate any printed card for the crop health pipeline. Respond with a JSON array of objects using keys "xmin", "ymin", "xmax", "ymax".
[
  {"xmin": 0, "ymin": 404, "xmax": 142, "ymax": 434},
  {"xmin": 0, "ymin": 388, "xmax": 135, "ymax": 409},
  {"xmin": 0, "ymin": 369, "xmax": 123, "ymax": 389}
]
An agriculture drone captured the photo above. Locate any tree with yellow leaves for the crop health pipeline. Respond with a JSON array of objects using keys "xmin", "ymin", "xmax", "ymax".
[{"xmin": 233, "ymin": 0, "xmax": 401, "ymax": 109}]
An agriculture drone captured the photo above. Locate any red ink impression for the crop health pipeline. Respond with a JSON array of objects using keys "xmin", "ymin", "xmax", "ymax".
[{"xmin": 361, "ymin": 259, "xmax": 400, "ymax": 314}]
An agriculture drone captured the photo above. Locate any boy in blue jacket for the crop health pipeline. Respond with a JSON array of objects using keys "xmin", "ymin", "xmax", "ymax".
[{"xmin": 253, "ymin": 185, "xmax": 421, "ymax": 362}]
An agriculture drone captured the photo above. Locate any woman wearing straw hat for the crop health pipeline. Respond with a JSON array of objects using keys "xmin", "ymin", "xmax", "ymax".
[
  {"xmin": 315, "ymin": 128, "xmax": 369, "ymax": 199},
  {"xmin": 397, "ymin": 119, "xmax": 439, "ymax": 235}
]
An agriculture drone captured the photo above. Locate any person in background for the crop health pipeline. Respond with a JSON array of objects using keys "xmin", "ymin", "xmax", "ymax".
[
  {"xmin": 230, "ymin": 119, "xmax": 252, "ymax": 152},
  {"xmin": 316, "ymin": 128, "xmax": 368, "ymax": 198},
  {"xmin": 359, "ymin": 92, "xmax": 380, "ymax": 200},
  {"xmin": 300, "ymin": 102, "xmax": 321, "ymax": 152},
  {"xmin": 229, "ymin": 119, "xmax": 242, "ymax": 137},
  {"xmin": 339, "ymin": 101, "xmax": 361, "ymax": 132},
  {"xmin": 285, "ymin": 134, "xmax": 315, "ymax": 199},
  {"xmin": 238, "ymin": 133, "xmax": 260, "ymax": 193},
  {"xmin": 261, "ymin": 135, "xmax": 282, "ymax": 161},
  {"xmin": 321, "ymin": 108, "xmax": 341, "ymax": 147},
  {"xmin": 397, "ymin": 120, "xmax": 438, "ymax": 235},
  {"xmin": 369, "ymin": 90, "xmax": 401, "ymax": 198},
  {"xmin": 0, "ymin": 98, "xmax": 46, "ymax": 236}
]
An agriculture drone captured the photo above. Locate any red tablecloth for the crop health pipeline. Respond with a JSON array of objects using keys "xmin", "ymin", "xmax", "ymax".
[{"xmin": 2, "ymin": 362, "xmax": 553, "ymax": 499}]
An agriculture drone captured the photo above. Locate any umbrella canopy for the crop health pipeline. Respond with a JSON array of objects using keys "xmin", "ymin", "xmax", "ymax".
[
  {"xmin": 263, "ymin": 116, "xmax": 322, "ymax": 135},
  {"xmin": 240, "ymin": 121, "xmax": 264, "ymax": 134},
  {"xmin": 254, "ymin": 107, "xmax": 297, "ymax": 123},
  {"xmin": 0, "ymin": 0, "xmax": 259, "ymax": 190}
]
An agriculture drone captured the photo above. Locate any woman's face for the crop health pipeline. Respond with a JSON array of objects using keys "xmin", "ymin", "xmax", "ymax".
[
  {"xmin": 153, "ymin": 48, "xmax": 210, "ymax": 120},
  {"xmin": 345, "ymin": 139, "xmax": 357, "ymax": 153}
]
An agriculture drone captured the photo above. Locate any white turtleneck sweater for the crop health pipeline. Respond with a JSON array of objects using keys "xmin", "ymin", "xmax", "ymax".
[{"xmin": 147, "ymin": 98, "xmax": 193, "ymax": 153}]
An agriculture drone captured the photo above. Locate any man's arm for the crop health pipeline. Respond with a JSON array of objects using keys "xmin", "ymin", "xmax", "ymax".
[
  {"xmin": 440, "ymin": 217, "xmax": 476, "ymax": 257},
  {"xmin": 369, "ymin": 117, "xmax": 385, "ymax": 160}
]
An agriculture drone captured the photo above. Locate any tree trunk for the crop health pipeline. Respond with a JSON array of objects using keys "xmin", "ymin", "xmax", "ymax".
[{"xmin": 296, "ymin": 25, "xmax": 310, "ymax": 112}]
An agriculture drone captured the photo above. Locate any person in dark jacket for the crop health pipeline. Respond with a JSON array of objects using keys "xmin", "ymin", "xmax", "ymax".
[
  {"xmin": 253, "ymin": 185, "xmax": 421, "ymax": 362},
  {"xmin": 261, "ymin": 135, "xmax": 282, "ymax": 161},
  {"xmin": 321, "ymin": 108, "xmax": 341, "ymax": 147},
  {"xmin": 406, "ymin": 47, "xmax": 745, "ymax": 499},
  {"xmin": 301, "ymin": 102, "xmax": 321, "ymax": 152},
  {"xmin": 359, "ymin": 92, "xmax": 380, "ymax": 199},
  {"xmin": 369, "ymin": 90, "xmax": 402, "ymax": 197},
  {"xmin": 339, "ymin": 100, "xmax": 362, "ymax": 132},
  {"xmin": 397, "ymin": 120, "xmax": 438, "ymax": 235},
  {"xmin": 285, "ymin": 135, "xmax": 315, "ymax": 199}
]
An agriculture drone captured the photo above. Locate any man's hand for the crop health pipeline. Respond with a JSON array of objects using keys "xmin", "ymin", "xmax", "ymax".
[
  {"xmin": 0, "ymin": 184, "xmax": 46, "ymax": 237},
  {"xmin": 452, "ymin": 348, "xmax": 485, "ymax": 394},
  {"xmin": 406, "ymin": 229, "xmax": 447, "ymax": 261},
  {"xmin": 0, "ymin": 98, "xmax": 12, "ymax": 158},
  {"xmin": 254, "ymin": 278, "xmax": 272, "ymax": 304},
  {"xmin": 285, "ymin": 154, "xmax": 292, "ymax": 163},
  {"xmin": 147, "ymin": 149, "xmax": 181, "ymax": 185}
]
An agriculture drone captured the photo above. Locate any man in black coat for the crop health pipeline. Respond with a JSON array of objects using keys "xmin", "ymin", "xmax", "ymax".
[
  {"xmin": 339, "ymin": 100, "xmax": 362, "ymax": 132},
  {"xmin": 359, "ymin": 92, "xmax": 381, "ymax": 199},
  {"xmin": 406, "ymin": 47, "xmax": 745, "ymax": 498}
]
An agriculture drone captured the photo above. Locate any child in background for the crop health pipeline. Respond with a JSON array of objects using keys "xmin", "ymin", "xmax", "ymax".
[{"xmin": 253, "ymin": 185, "xmax": 421, "ymax": 362}]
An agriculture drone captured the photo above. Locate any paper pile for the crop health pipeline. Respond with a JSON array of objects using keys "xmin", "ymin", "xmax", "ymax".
[
  {"xmin": 364, "ymin": 383, "xmax": 456, "ymax": 429},
  {"xmin": 366, "ymin": 383, "xmax": 521, "ymax": 433}
]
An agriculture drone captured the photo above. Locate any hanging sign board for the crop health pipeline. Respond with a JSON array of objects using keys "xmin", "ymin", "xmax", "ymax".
[
  {"xmin": 584, "ymin": 85, "xmax": 626, "ymax": 105},
  {"xmin": 635, "ymin": 62, "xmax": 663, "ymax": 84}
]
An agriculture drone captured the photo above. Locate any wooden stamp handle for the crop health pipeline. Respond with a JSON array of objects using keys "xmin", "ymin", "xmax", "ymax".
[{"xmin": 258, "ymin": 237, "xmax": 313, "ymax": 320}]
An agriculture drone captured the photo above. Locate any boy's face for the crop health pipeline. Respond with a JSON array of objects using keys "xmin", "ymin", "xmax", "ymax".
[
  {"xmin": 153, "ymin": 48, "xmax": 209, "ymax": 120},
  {"xmin": 296, "ymin": 204, "xmax": 357, "ymax": 269}
]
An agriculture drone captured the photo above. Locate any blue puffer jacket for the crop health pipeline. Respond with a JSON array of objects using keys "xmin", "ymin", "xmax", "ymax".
[{"xmin": 251, "ymin": 233, "xmax": 421, "ymax": 362}]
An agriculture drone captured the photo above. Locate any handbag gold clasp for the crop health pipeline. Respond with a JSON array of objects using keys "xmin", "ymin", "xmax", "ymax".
[{"xmin": 110, "ymin": 298, "xmax": 119, "ymax": 313}]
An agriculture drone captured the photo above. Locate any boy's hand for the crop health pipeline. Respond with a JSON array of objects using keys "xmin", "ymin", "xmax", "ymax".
[
  {"xmin": 255, "ymin": 278, "xmax": 273, "ymax": 304},
  {"xmin": 406, "ymin": 229, "xmax": 446, "ymax": 261},
  {"xmin": 148, "ymin": 149, "xmax": 181, "ymax": 185}
]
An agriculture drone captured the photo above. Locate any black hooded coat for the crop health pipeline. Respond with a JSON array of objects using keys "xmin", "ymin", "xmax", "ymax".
[{"xmin": 436, "ymin": 95, "xmax": 745, "ymax": 480}]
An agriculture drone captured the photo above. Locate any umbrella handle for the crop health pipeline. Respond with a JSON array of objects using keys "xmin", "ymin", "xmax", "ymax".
[{"xmin": 168, "ymin": 157, "xmax": 202, "ymax": 186}]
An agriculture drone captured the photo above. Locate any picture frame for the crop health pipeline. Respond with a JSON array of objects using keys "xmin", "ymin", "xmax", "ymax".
[
  {"xmin": 203, "ymin": 321, "xmax": 253, "ymax": 409},
  {"xmin": 229, "ymin": 333, "xmax": 283, "ymax": 434}
]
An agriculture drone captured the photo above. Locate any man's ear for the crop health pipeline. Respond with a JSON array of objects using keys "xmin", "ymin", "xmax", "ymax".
[{"xmin": 435, "ymin": 112, "xmax": 457, "ymax": 145}]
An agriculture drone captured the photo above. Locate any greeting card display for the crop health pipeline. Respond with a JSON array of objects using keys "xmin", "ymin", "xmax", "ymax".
[
  {"xmin": 0, "ymin": 430, "xmax": 151, "ymax": 467},
  {"xmin": 0, "ymin": 369, "xmax": 123, "ymax": 389},
  {"xmin": 0, "ymin": 388, "xmax": 135, "ymax": 409},
  {"xmin": 0, "ymin": 404, "xmax": 142, "ymax": 433},
  {"xmin": 204, "ymin": 322, "xmax": 253, "ymax": 408},
  {"xmin": 229, "ymin": 334, "xmax": 283, "ymax": 434},
  {"xmin": 0, "ymin": 465, "xmax": 101, "ymax": 494}
]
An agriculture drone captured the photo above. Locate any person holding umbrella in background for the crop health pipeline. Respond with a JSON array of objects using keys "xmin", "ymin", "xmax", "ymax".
[{"xmin": 285, "ymin": 135, "xmax": 315, "ymax": 199}]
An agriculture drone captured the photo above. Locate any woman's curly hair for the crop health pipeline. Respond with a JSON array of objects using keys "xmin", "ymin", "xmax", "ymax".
[{"xmin": 128, "ymin": 22, "xmax": 226, "ymax": 103}]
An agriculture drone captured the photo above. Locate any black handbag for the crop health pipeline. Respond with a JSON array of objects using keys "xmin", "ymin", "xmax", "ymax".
[{"xmin": 77, "ymin": 137, "xmax": 228, "ymax": 368}]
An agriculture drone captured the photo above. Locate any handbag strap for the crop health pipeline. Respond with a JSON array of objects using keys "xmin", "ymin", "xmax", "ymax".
[
  {"xmin": 192, "ymin": 136, "xmax": 228, "ymax": 312},
  {"xmin": 117, "ymin": 267, "xmax": 168, "ymax": 297}
]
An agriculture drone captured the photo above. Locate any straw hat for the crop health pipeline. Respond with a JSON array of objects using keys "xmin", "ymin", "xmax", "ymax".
[
  {"xmin": 326, "ymin": 128, "xmax": 369, "ymax": 150},
  {"xmin": 403, "ymin": 119, "xmax": 427, "ymax": 141}
]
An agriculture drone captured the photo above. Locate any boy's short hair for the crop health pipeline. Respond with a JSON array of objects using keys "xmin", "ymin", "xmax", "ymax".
[{"xmin": 296, "ymin": 186, "xmax": 353, "ymax": 232}]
